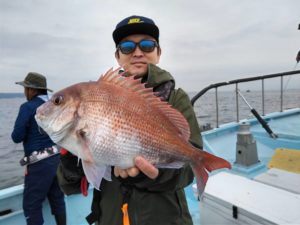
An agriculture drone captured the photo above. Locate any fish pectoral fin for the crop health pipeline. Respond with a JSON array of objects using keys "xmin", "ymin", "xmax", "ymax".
[
  {"xmin": 76, "ymin": 127, "xmax": 89, "ymax": 140},
  {"xmin": 103, "ymin": 166, "xmax": 112, "ymax": 181},
  {"xmin": 81, "ymin": 161, "xmax": 111, "ymax": 190},
  {"xmin": 75, "ymin": 127, "xmax": 95, "ymax": 163}
]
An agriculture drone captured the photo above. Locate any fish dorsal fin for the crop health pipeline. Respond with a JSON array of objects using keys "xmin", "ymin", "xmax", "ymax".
[{"xmin": 98, "ymin": 68, "xmax": 190, "ymax": 141}]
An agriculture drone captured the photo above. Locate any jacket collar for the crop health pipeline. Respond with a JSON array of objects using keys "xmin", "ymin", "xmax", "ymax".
[{"xmin": 144, "ymin": 64, "xmax": 175, "ymax": 88}]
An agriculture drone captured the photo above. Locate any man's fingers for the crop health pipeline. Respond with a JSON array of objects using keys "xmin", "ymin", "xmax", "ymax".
[
  {"xmin": 127, "ymin": 167, "xmax": 140, "ymax": 177},
  {"xmin": 114, "ymin": 167, "xmax": 138, "ymax": 178},
  {"xmin": 114, "ymin": 167, "xmax": 128, "ymax": 178},
  {"xmin": 114, "ymin": 167, "xmax": 120, "ymax": 177},
  {"xmin": 114, "ymin": 157, "xmax": 158, "ymax": 179},
  {"xmin": 135, "ymin": 156, "xmax": 158, "ymax": 179},
  {"xmin": 119, "ymin": 169, "xmax": 129, "ymax": 178}
]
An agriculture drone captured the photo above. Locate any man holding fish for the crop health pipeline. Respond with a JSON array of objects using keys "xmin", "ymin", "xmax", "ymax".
[{"xmin": 37, "ymin": 15, "xmax": 230, "ymax": 225}]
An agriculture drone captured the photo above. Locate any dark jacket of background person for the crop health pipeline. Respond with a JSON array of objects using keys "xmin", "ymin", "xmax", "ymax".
[
  {"xmin": 11, "ymin": 96, "xmax": 54, "ymax": 156},
  {"xmin": 12, "ymin": 72, "xmax": 66, "ymax": 225}
]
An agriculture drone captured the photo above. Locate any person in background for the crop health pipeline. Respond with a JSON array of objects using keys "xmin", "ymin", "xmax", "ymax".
[
  {"xmin": 57, "ymin": 15, "xmax": 202, "ymax": 225},
  {"xmin": 11, "ymin": 72, "xmax": 66, "ymax": 225}
]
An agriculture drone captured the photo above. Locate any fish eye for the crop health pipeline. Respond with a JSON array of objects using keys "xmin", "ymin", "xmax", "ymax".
[{"xmin": 53, "ymin": 95, "xmax": 63, "ymax": 105}]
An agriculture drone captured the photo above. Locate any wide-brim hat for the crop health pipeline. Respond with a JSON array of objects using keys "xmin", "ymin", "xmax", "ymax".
[
  {"xmin": 113, "ymin": 15, "xmax": 159, "ymax": 46},
  {"xmin": 15, "ymin": 72, "xmax": 53, "ymax": 92}
]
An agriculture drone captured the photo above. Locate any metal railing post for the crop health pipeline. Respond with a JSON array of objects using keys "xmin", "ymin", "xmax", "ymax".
[
  {"xmin": 191, "ymin": 70, "xmax": 300, "ymax": 128},
  {"xmin": 262, "ymin": 79, "xmax": 265, "ymax": 115},
  {"xmin": 215, "ymin": 88, "xmax": 219, "ymax": 127},
  {"xmin": 280, "ymin": 76, "xmax": 283, "ymax": 112},
  {"xmin": 235, "ymin": 83, "xmax": 239, "ymax": 122}
]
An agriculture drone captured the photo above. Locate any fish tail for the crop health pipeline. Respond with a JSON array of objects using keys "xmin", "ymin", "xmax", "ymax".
[
  {"xmin": 191, "ymin": 150, "xmax": 231, "ymax": 197},
  {"xmin": 191, "ymin": 162, "xmax": 209, "ymax": 198},
  {"xmin": 202, "ymin": 151, "xmax": 231, "ymax": 172}
]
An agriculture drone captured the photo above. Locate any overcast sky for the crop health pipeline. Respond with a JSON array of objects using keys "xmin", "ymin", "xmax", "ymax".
[{"xmin": 1, "ymin": 0, "xmax": 300, "ymax": 93}]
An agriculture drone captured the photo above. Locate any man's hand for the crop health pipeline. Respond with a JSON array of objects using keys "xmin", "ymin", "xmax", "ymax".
[{"xmin": 114, "ymin": 156, "xmax": 159, "ymax": 179}]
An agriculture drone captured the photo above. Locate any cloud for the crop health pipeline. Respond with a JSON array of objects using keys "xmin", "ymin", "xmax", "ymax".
[{"xmin": 1, "ymin": 0, "xmax": 300, "ymax": 92}]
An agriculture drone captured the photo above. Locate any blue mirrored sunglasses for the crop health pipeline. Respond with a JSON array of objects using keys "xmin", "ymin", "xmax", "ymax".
[{"xmin": 117, "ymin": 40, "xmax": 158, "ymax": 54}]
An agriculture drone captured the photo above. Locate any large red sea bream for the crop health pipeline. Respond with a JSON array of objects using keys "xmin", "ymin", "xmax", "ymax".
[{"xmin": 35, "ymin": 68, "xmax": 231, "ymax": 196}]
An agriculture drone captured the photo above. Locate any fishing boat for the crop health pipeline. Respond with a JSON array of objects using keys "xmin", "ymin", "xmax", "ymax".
[
  {"xmin": 1, "ymin": 21, "xmax": 300, "ymax": 222},
  {"xmin": 0, "ymin": 184, "xmax": 94, "ymax": 224},
  {"xmin": 185, "ymin": 69, "xmax": 300, "ymax": 224},
  {"xmin": 1, "ymin": 70, "xmax": 299, "ymax": 225}
]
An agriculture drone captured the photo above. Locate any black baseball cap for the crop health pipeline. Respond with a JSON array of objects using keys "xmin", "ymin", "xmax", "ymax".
[{"xmin": 112, "ymin": 15, "xmax": 159, "ymax": 46}]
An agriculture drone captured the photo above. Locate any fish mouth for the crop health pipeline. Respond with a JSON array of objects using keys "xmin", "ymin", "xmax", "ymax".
[
  {"xmin": 35, "ymin": 114, "xmax": 46, "ymax": 129},
  {"xmin": 35, "ymin": 114, "xmax": 74, "ymax": 144}
]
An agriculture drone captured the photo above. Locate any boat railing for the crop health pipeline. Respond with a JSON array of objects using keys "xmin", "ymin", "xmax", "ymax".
[{"xmin": 191, "ymin": 70, "xmax": 300, "ymax": 128}]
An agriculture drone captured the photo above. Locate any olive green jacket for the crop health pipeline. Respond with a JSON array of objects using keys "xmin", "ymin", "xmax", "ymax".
[{"xmin": 57, "ymin": 64, "xmax": 202, "ymax": 225}]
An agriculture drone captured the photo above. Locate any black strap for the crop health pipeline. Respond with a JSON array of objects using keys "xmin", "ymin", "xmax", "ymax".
[
  {"xmin": 86, "ymin": 189, "xmax": 102, "ymax": 224},
  {"xmin": 121, "ymin": 183, "xmax": 133, "ymax": 205}
]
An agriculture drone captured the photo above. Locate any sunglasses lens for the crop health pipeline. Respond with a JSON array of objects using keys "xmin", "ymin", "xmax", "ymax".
[
  {"xmin": 139, "ymin": 40, "xmax": 156, "ymax": 52},
  {"xmin": 118, "ymin": 40, "xmax": 157, "ymax": 54},
  {"xmin": 119, "ymin": 41, "xmax": 136, "ymax": 54}
]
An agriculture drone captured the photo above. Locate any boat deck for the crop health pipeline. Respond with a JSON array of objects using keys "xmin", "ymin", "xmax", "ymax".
[
  {"xmin": 184, "ymin": 108, "xmax": 300, "ymax": 224},
  {"xmin": 0, "ymin": 185, "xmax": 93, "ymax": 225},
  {"xmin": 201, "ymin": 108, "xmax": 300, "ymax": 177}
]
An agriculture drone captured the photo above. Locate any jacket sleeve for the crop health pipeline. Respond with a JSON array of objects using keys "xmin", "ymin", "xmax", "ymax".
[
  {"xmin": 11, "ymin": 103, "xmax": 31, "ymax": 143},
  {"xmin": 120, "ymin": 88, "xmax": 202, "ymax": 192},
  {"xmin": 169, "ymin": 88, "xmax": 203, "ymax": 148}
]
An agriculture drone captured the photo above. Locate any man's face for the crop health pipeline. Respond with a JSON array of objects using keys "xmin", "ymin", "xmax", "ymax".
[
  {"xmin": 24, "ymin": 87, "xmax": 37, "ymax": 101},
  {"xmin": 115, "ymin": 34, "xmax": 161, "ymax": 78}
]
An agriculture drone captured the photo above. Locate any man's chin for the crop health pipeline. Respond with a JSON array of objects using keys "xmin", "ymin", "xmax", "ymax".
[{"xmin": 129, "ymin": 68, "xmax": 147, "ymax": 78}]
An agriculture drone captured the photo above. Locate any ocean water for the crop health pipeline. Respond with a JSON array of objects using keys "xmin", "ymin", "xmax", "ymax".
[
  {"xmin": 0, "ymin": 90, "xmax": 299, "ymax": 190},
  {"xmin": 193, "ymin": 89, "xmax": 300, "ymax": 128},
  {"xmin": 0, "ymin": 94, "xmax": 25, "ymax": 190}
]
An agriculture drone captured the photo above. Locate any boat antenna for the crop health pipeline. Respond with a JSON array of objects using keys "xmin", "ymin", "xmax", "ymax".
[
  {"xmin": 284, "ymin": 51, "xmax": 299, "ymax": 91},
  {"xmin": 284, "ymin": 25, "xmax": 299, "ymax": 90},
  {"xmin": 292, "ymin": 50, "xmax": 300, "ymax": 71},
  {"xmin": 294, "ymin": 51, "xmax": 300, "ymax": 70},
  {"xmin": 296, "ymin": 24, "xmax": 300, "ymax": 68},
  {"xmin": 296, "ymin": 50, "xmax": 300, "ymax": 65},
  {"xmin": 236, "ymin": 89, "xmax": 278, "ymax": 139}
]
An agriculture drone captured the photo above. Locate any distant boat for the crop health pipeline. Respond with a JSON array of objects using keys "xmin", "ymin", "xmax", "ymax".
[{"xmin": 246, "ymin": 89, "xmax": 251, "ymax": 92}]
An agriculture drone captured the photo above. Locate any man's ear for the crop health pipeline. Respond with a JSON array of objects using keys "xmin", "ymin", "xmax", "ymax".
[
  {"xmin": 157, "ymin": 46, "xmax": 162, "ymax": 56},
  {"xmin": 115, "ymin": 50, "xmax": 120, "ymax": 59},
  {"xmin": 156, "ymin": 47, "xmax": 161, "ymax": 64}
]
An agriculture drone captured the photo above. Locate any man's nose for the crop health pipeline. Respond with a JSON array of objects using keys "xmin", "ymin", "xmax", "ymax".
[{"xmin": 132, "ymin": 45, "xmax": 144, "ymax": 56}]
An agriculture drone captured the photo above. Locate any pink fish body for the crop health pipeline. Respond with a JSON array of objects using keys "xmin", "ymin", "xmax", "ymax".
[{"xmin": 35, "ymin": 68, "xmax": 231, "ymax": 195}]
